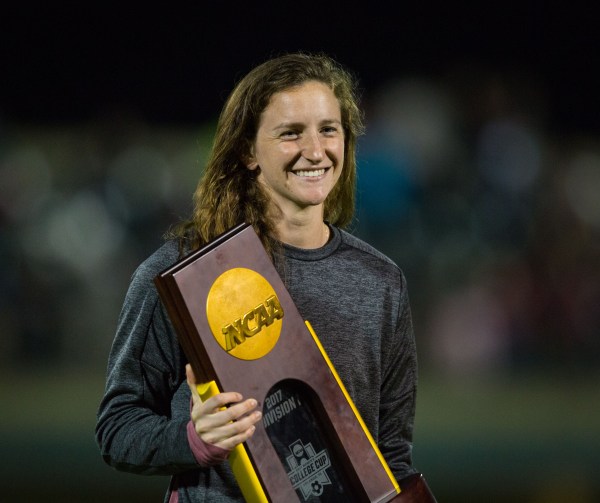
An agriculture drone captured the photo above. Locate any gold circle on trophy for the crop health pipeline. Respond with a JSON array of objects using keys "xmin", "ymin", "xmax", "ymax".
[{"xmin": 206, "ymin": 268, "xmax": 283, "ymax": 360}]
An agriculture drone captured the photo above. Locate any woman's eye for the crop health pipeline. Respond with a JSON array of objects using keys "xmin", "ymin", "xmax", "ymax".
[
  {"xmin": 322, "ymin": 126, "xmax": 339, "ymax": 135},
  {"xmin": 280, "ymin": 130, "xmax": 298, "ymax": 139}
]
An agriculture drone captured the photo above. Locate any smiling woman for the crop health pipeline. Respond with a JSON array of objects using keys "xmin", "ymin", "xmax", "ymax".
[
  {"xmin": 95, "ymin": 52, "xmax": 435, "ymax": 502},
  {"xmin": 180, "ymin": 52, "xmax": 364, "ymax": 258},
  {"xmin": 246, "ymin": 80, "xmax": 345, "ymax": 248}
]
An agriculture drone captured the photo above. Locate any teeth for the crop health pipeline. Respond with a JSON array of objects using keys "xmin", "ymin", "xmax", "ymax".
[{"xmin": 294, "ymin": 169, "xmax": 325, "ymax": 177}]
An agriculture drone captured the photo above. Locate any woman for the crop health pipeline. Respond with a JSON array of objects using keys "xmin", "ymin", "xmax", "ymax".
[{"xmin": 96, "ymin": 52, "xmax": 429, "ymax": 502}]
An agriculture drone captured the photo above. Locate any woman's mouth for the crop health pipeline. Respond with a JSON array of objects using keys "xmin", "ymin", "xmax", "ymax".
[{"xmin": 293, "ymin": 168, "xmax": 326, "ymax": 178}]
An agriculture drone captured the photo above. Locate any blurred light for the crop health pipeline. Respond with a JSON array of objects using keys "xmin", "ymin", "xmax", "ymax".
[
  {"xmin": 107, "ymin": 145, "xmax": 172, "ymax": 222},
  {"xmin": 428, "ymin": 284, "xmax": 510, "ymax": 374},
  {"xmin": 21, "ymin": 191, "xmax": 125, "ymax": 277},
  {"xmin": 476, "ymin": 118, "xmax": 542, "ymax": 194},
  {"xmin": 0, "ymin": 145, "xmax": 53, "ymax": 221},
  {"xmin": 370, "ymin": 78, "xmax": 461, "ymax": 182},
  {"xmin": 564, "ymin": 151, "xmax": 600, "ymax": 228}
]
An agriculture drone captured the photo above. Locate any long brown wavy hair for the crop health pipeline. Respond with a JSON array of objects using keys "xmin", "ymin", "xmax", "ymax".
[{"xmin": 172, "ymin": 52, "xmax": 364, "ymax": 256}]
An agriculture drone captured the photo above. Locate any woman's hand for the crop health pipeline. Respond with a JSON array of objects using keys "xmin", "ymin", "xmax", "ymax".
[{"xmin": 186, "ymin": 364, "xmax": 262, "ymax": 450}]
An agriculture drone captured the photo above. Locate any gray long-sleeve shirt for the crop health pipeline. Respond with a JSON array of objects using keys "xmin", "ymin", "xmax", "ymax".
[{"xmin": 96, "ymin": 225, "xmax": 418, "ymax": 502}]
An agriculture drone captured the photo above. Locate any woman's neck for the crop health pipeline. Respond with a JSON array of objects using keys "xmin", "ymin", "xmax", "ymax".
[{"xmin": 274, "ymin": 210, "xmax": 329, "ymax": 249}]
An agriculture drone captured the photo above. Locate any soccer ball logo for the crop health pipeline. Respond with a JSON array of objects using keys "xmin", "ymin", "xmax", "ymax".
[
  {"xmin": 311, "ymin": 480, "xmax": 323, "ymax": 496},
  {"xmin": 286, "ymin": 439, "xmax": 332, "ymax": 501}
]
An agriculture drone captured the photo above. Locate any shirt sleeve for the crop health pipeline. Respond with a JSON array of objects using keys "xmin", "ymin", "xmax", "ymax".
[
  {"xmin": 378, "ymin": 270, "xmax": 418, "ymax": 482},
  {"xmin": 186, "ymin": 420, "xmax": 231, "ymax": 465},
  {"xmin": 95, "ymin": 258, "xmax": 199, "ymax": 475}
]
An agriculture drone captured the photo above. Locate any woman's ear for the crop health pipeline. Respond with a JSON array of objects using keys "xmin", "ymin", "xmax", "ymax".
[
  {"xmin": 244, "ymin": 146, "xmax": 259, "ymax": 171},
  {"xmin": 246, "ymin": 158, "xmax": 259, "ymax": 171}
]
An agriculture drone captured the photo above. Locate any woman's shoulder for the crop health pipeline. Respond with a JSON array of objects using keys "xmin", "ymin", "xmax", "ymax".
[
  {"xmin": 337, "ymin": 228, "xmax": 400, "ymax": 270},
  {"xmin": 130, "ymin": 239, "xmax": 181, "ymax": 288}
]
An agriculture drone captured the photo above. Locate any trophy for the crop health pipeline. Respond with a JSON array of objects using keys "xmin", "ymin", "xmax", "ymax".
[{"xmin": 155, "ymin": 223, "xmax": 426, "ymax": 502}]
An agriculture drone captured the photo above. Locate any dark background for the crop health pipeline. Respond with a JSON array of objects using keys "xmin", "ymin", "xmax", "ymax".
[
  {"xmin": 1, "ymin": 4, "xmax": 598, "ymax": 132},
  {"xmin": 1, "ymin": 4, "xmax": 599, "ymax": 502}
]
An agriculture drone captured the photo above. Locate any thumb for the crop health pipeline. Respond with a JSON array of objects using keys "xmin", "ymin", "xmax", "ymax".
[{"xmin": 186, "ymin": 364, "xmax": 201, "ymax": 405}]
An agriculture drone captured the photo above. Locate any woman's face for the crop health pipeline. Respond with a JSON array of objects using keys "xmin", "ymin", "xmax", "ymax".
[{"xmin": 246, "ymin": 80, "xmax": 345, "ymax": 219}]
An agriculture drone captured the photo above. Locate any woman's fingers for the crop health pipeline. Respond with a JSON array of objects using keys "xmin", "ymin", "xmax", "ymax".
[
  {"xmin": 201, "ymin": 408, "xmax": 262, "ymax": 449},
  {"xmin": 193, "ymin": 396, "xmax": 260, "ymax": 432},
  {"xmin": 212, "ymin": 424, "xmax": 257, "ymax": 451},
  {"xmin": 187, "ymin": 364, "xmax": 245, "ymax": 415},
  {"xmin": 197, "ymin": 391, "xmax": 246, "ymax": 416},
  {"xmin": 186, "ymin": 364, "xmax": 262, "ymax": 449}
]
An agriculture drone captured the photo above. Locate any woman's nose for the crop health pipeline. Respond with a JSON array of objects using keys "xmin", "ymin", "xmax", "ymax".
[{"xmin": 301, "ymin": 133, "xmax": 324, "ymax": 163}]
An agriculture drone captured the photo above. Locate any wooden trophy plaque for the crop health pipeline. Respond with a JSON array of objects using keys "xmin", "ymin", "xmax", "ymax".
[{"xmin": 154, "ymin": 223, "xmax": 402, "ymax": 502}]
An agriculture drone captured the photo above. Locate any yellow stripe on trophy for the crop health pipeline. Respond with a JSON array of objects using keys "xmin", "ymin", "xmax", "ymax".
[
  {"xmin": 197, "ymin": 381, "xmax": 268, "ymax": 503},
  {"xmin": 304, "ymin": 320, "xmax": 401, "ymax": 496}
]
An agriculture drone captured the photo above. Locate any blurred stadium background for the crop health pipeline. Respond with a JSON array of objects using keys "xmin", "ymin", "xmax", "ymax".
[{"xmin": 1, "ymin": 5, "xmax": 599, "ymax": 502}]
